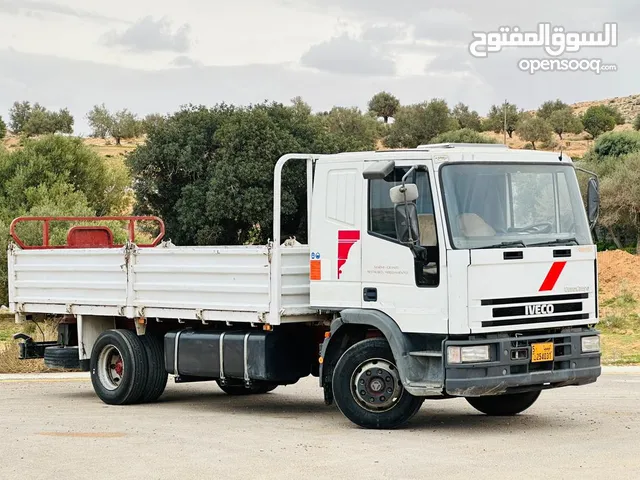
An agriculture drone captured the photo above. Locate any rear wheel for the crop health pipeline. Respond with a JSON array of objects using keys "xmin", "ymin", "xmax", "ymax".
[
  {"xmin": 138, "ymin": 334, "xmax": 168, "ymax": 403},
  {"xmin": 216, "ymin": 380, "xmax": 278, "ymax": 395},
  {"xmin": 466, "ymin": 391, "xmax": 541, "ymax": 416},
  {"xmin": 90, "ymin": 329, "xmax": 148, "ymax": 405},
  {"xmin": 332, "ymin": 338, "xmax": 424, "ymax": 429}
]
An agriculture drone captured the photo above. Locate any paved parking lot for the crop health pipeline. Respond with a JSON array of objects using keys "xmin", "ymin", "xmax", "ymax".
[{"xmin": 1, "ymin": 369, "xmax": 639, "ymax": 480}]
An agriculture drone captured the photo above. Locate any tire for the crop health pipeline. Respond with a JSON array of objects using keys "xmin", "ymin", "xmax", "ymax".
[
  {"xmin": 90, "ymin": 329, "xmax": 148, "ymax": 406},
  {"xmin": 466, "ymin": 391, "xmax": 541, "ymax": 416},
  {"xmin": 216, "ymin": 380, "xmax": 278, "ymax": 395},
  {"xmin": 137, "ymin": 334, "xmax": 168, "ymax": 403},
  {"xmin": 332, "ymin": 338, "xmax": 424, "ymax": 429},
  {"xmin": 44, "ymin": 346, "xmax": 80, "ymax": 370}
]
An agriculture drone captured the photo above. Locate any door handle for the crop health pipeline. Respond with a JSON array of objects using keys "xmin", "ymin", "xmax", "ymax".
[{"xmin": 363, "ymin": 288, "xmax": 377, "ymax": 302}]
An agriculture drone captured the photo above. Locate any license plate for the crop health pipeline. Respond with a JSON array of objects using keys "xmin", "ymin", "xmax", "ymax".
[{"xmin": 531, "ymin": 342, "xmax": 554, "ymax": 362}]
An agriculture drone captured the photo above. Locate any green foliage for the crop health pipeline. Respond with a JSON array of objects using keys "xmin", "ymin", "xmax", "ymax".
[
  {"xmin": 87, "ymin": 104, "xmax": 143, "ymax": 145},
  {"xmin": 548, "ymin": 108, "xmax": 583, "ymax": 139},
  {"xmin": 430, "ymin": 128, "xmax": 497, "ymax": 144},
  {"xmin": 111, "ymin": 109, "xmax": 143, "ymax": 145},
  {"xmin": 367, "ymin": 91, "xmax": 400, "ymax": 123},
  {"xmin": 537, "ymin": 99, "xmax": 569, "ymax": 120},
  {"xmin": 582, "ymin": 105, "xmax": 617, "ymax": 138},
  {"xmin": 141, "ymin": 113, "xmax": 166, "ymax": 133},
  {"xmin": 8, "ymin": 101, "xmax": 74, "ymax": 136},
  {"xmin": 590, "ymin": 131, "xmax": 640, "ymax": 161},
  {"xmin": 451, "ymin": 103, "xmax": 482, "ymax": 131},
  {"xmin": 599, "ymin": 153, "xmax": 640, "ymax": 247},
  {"xmin": 315, "ymin": 106, "xmax": 380, "ymax": 151},
  {"xmin": 515, "ymin": 116, "xmax": 552, "ymax": 149},
  {"xmin": 87, "ymin": 104, "xmax": 112, "ymax": 138},
  {"xmin": 384, "ymin": 99, "xmax": 457, "ymax": 148},
  {"xmin": 8, "ymin": 101, "xmax": 32, "ymax": 133},
  {"xmin": 600, "ymin": 104, "xmax": 626, "ymax": 125},
  {"xmin": 0, "ymin": 135, "xmax": 131, "ymax": 304},
  {"xmin": 127, "ymin": 100, "xmax": 378, "ymax": 247},
  {"xmin": 633, "ymin": 114, "xmax": 640, "ymax": 131},
  {"xmin": 484, "ymin": 102, "xmax": 522, "ymax": 138},
  {"xmin": 0, "ymin": 115, "xmax": 6, "ymax": 140}
]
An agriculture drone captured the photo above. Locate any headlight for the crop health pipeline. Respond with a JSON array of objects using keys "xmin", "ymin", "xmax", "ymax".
[
  {"xmin": 447, "ymin": 345, "xmax": 490, "ymax": 364},
  {"xmin": 581, "ymin": 335, "xmax": 600, "ymax": 353}
]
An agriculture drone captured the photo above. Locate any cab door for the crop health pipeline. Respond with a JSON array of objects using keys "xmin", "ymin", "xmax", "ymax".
[{"xmin": 360, "ymin": 163, "xmax": 448, "ymax": 334}]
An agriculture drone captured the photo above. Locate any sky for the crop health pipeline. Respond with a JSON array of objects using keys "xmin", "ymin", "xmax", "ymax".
[{"xmin": 0, "ymin": 0, "xmax": 638, "ymax": 135}]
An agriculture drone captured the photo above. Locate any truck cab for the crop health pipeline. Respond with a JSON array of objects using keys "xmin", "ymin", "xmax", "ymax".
[{"xmin": 312, "ymin": 143, "xmax": 601, "ymax": 424}]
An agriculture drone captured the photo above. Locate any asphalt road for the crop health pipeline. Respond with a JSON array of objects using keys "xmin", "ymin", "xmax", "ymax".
[{"xmin": 1, "ymin": 369, "xmax": 639, "ymax": 480}]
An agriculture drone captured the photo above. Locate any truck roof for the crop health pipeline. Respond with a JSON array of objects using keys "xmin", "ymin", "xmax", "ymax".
[{"xmin": 320, "ymin": 143, "xmax": 572, "ymax": 164}]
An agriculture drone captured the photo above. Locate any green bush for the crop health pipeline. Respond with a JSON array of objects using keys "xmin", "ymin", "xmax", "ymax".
[
  {"xmin": 592, "ymin": 130, "xmax": 640, "ymax": 160},
  {"xmin": 0, "ymin": 135, "xmax": 131, "ymax": 304},
  {"xmin": 430, "ymin": 128, "xmax": 497, "ymax": 144}
]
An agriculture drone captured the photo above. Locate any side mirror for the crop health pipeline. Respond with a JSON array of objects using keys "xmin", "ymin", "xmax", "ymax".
[
  {"xmin": 390, "ymin": 183, "xmax": 420, "ymax": 244},
  {"xmin": 587, "ymin": 177, "xmax": 599, "ymax": 229},
  {"xmin": 394, "ymin": 203, "xmax": 420, "ymax": 244},
  {"xmin": 389, "ymin": 184, "xmax": 419, "ymax": 204}
]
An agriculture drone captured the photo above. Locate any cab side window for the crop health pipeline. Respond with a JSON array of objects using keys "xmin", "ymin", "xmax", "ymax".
[{"xmin": 368, "ymin": 167, "xmax": 439, "ymax": 286}]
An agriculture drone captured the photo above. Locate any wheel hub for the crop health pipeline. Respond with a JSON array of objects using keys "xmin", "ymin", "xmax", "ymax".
[
  {"xmin": 97, "ymin": 345, "xmax": 124, "ymax": 391},
  {"xmin": 351, "ymin": 358, "xmax": 403, "ymax": 412}
]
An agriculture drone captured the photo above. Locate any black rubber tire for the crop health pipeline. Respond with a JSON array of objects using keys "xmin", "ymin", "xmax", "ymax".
[
  {"xmin": 216, "ymin": 380, "xmax": 278, "ymax": 395},
  {"xmin": 332, "ymin": 338, "xmax": 424, "ymax": 429},
  {"xmin": 137, "ymin": 334, "xmax": 168, "ymax": 403},
  {"xmin": 44, "ymin": 346, "xmax": 80, "ymax": 370},
  {"xmin": 90, "ymin": 329, "xmax": 148, "ymax": 406},
  {"xmin": 466, "ymin": 391, "xmax": 541, "ymax": 416}
]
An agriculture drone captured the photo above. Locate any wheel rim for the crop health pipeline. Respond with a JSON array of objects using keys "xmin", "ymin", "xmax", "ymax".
[
  {"xmin": 97, "ymin": 345, "xmax": 124, "ymax": 391},
  {"xmin": 350, "ymin": 357, "xmax": 403, "ymax": 412}
]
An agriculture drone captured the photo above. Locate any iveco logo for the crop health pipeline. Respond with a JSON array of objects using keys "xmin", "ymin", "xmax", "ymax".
[{"xmin": 525, "ymin": 304, "xmax": 555, "ymax": 315}]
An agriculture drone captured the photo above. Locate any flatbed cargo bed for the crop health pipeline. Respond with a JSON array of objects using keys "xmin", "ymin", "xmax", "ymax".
[{"xmin": 8, "ymin": 243, "xmax": 315, "ymax": 324}]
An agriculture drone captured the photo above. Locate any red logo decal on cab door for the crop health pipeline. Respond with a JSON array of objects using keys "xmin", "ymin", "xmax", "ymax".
[
  {"xmin": 337, "ymin": 230, "xmax": 360, "ymax": 279},
  {"xmin": 539, "ymin": 261, "xmax": 567, "ymax": 291}
]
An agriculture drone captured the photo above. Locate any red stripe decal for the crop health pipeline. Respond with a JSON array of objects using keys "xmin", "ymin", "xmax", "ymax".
[{"xmin": 539, "ymin": 261, "xmax": 567, "ymax": 292}]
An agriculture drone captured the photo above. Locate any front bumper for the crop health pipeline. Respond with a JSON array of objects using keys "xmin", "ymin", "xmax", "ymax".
[{"xmin": 444, "ymin": 328, "xmax": 601, "ymax": 396}]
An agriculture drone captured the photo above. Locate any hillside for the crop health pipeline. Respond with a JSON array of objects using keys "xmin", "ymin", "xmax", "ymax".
[{"xmin": 2, "ymin": 92, "xmax": 639, "ymax": 161}]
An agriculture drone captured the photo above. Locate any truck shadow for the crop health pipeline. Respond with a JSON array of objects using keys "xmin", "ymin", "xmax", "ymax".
[{"xmin": 61, "ymin": 389, "xmax": 567, "ymax": 432}]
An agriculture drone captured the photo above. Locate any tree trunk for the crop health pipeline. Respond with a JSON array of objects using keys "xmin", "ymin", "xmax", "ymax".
[
  {"xmin": 507, "ymin": 130, "xmax": 513, "ymax": 138},
  {"xmin": 608, "ymin": 226, "xmax": 623, "ymax": 249},
  {"xmin": 558, "ymin": 132, "xmax": 563, "ymax": 140},
  {"xmin": 636, "ymin": 230, "xmax": 640, "ymax": 255},
  {"xmin": 115, "ymin": 136, "xmax": 121, "ymax": 146},
  {"xmin": 383, "ymin": 116, "xmax": 389, "ymax": 124},
  {"xmin": 531, "ymin": 141, "xmax": 536, "ymax": 150}
]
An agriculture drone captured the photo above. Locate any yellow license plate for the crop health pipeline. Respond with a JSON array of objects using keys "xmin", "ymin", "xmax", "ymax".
[{"xmin": 531, "ymin": 342, "xmax": 554, "ymax": 363}]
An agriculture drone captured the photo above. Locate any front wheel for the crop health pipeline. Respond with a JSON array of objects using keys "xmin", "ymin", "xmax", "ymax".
[
  {"xmin": 332, "ymin": 338, "xmax": 424, "ymax": 429},
  {"xmin": 466, "ymin": 391, "xmax": 541, "ymax": 416}
]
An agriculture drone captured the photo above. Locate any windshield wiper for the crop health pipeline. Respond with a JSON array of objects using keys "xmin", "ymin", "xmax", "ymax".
[
  {"xmin": 527, "ymin": 237, "xmax": 579, "ymax": 247},
  {"xmin": 478, "ymin": 240, "xmax": 527, "ymax": 249}
]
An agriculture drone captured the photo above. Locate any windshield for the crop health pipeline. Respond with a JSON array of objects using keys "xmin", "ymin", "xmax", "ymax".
[{"xmin": 440, "ymin": 163, "xmax": 592, "ymax": 249}]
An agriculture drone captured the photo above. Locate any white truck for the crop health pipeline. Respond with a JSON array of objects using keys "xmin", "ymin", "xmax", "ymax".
[{"xmin": 10, "ymin": 143, "xmax": 602, "ymax": 429}]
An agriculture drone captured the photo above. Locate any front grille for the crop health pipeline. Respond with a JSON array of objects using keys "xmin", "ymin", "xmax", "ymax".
[
  {"xmin": 480, "ymin": 292, "xmax": 590, "ymax": 328},
  {"xmin": 481, "ymin": 292, "xmax": 588, "ymax": 306},
  {"xmin": 507, "ymin": 335, "xmax": 573, "ymax": 374}
]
